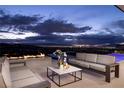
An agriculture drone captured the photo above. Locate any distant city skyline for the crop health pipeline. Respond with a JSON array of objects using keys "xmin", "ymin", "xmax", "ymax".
[{"xmin": 0, "ymin": 5, "xmax": 124, "ymax": 45}]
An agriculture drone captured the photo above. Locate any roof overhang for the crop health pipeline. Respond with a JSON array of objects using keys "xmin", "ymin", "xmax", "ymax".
[{"xmin": 116, "ymin": 5, "xmax": 124, "ymax": 12}]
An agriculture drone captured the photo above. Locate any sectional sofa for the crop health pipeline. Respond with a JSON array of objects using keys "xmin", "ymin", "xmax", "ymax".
[
  {"xmin": 0, "ymin": 57, "xmax": 51, "ymax": 88},
  {"xmin": 68, "ymin": 53, "xmax": 119, "ymax": 82}
]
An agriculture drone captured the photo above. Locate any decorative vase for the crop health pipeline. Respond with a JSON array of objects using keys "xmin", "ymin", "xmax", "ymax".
[{"xmin": 60, "ymin": 64, "xmax": 63, "ymax": 70}]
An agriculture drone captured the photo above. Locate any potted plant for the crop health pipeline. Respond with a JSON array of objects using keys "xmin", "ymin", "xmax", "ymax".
[{"xmin": 53, "ymin": 49, "xmax": 68, "ymax": 69}]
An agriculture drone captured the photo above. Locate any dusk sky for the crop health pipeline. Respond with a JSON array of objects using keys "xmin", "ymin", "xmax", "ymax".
[{"xmin": 0, "ymin": 5, "xmax": 124, "ymax": 45}]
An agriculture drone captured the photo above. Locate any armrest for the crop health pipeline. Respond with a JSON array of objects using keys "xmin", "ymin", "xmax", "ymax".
[
  {"xmin": 0, "ymin": 64, "xmax": 1, "ymax": 72},
  {"xmin": 97, "ymin": 62, "xmax": 119, "ymax": 67},
  {"xmin": 106, "ymin": 63, "xmax": 119, "ymax": 67}
]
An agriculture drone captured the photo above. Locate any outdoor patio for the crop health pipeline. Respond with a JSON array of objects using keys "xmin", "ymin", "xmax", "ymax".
[{"xmin": 21, "ymin": 57, "xmax": 124, "ymax": 88}]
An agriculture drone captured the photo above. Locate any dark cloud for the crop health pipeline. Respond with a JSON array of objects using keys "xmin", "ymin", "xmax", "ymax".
[
  {"xmin": 23, "ymin": 34, "xmax": 124, "ymax": 45},
  {"xmin": 0, "ymin": 9, "xmax": 5, "ymax": 16},
  {"xmin": 0, "ymin": 9, "xmax": 42, "ymax": 31},
  {"xmin": 79, "ymin": 26, "xmax": 92, "ymax": 32},
  {"xmin": 0, "ymin": 9, "xmax": 92, "ymax": 35},
  {"xmin": 33, "ymin": 19, "xmax": 92, "ymax": 35},
  {"xmin": 101, "ymin": 20, "xmax": 124, "ymax": 36},
  {"xmin": 1, "ymin": 32, "xmax": 124, "ymax": 45},
  {"xmin": 72, "ymin": 35, "xmax": 122, "ymax": 45},
  {"xmin": 1, "ymin": 8, "xmax": 124, "ymax": 46},
  {"xmin": 26, "ymin": 35, "xmax": 63, "ymax": 40},
  {"xmin": 112, "ymin": 20, "xmax": 124, "ymax": 29},
  {"xmin": 103, "ymin": 28, "xmax": 115, "ymax": 34}
]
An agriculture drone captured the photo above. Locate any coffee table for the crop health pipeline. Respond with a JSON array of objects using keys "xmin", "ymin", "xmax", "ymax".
[{"xmin": 47, "ymin": 65, "xmax": 82, "ymax": 87}]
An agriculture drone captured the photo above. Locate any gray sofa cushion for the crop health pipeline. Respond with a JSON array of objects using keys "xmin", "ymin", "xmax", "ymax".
[
  {"xmin": 76, "ymin": 60, "xmax": 89, "ymax": 68},
  {"xmin": 22, "ymin": 80, "xmax": 51, "ymax": 88},
  {"xmin": 12, "ymin": 76, "xmax": 43, "ymax": 88},
  {"xmin": 0, "ymin": 72, "xmax": 6, "ymax": 88},
  {"xmin": 89, "ymin": 63, "xmax": 106, "ymax": 72},
  {"xmin": 76, "ymin": 53, "xmax": 86, "ymax": 61},
  {"xmin": 0, "ymin": 57, "xmax": 5, "ymax": 63},
  {"xmin": 12, "ymin": 71, "xmax": 50, "ymax": 88},
  {"xmin": 10, "ymin": 66, "xmax": 35, "ymax": 81},
  {"xmin": 69, "ymin": 59, "xmax": 89, "ymax": 68},
  {"xmin": 97, "ymin": 55, "xmax": 115, "ymax": 65},
  {"xmin": 85, "ymin": 53, "xmax": 98, "ymax": 63},
  {"xmin": 25, "ymin": 73, "xmax": 51, "ymax": 88},
  {"xmin": 69, "ymin": 59, "xmax": 79, "ymax": 65},
  {"xmin": 1, "ymin": 59, "xmax": 12, "ymax": 87},
  {"xmin": 1, "ymin": 58, "xmax": 51, "ymax": 88},
  {"xmin": 11, "ymin": 66, "xmax": 51, "ymax": 88}
]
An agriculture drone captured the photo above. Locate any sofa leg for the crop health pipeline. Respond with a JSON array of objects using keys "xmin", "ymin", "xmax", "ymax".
[
  {"xmin": 115, "ymin": 65, "xmax": 119, "ymax": 78},
  {"xmin": 106, "ymin": 66, "xmax": 111, "ymax": 83},
  {"xmin": 106, "ymin": 74, "xmax": 110, "ymax": 83}
]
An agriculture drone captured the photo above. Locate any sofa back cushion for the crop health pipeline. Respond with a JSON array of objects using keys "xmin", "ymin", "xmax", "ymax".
[
  {"xmin": 0, "ymin": 67, "xmax": 6, "ymax": 87},
  {"xmin": 0, "ymin": 57, "xmax": 5, "ymax": 63},
  {"xmin": 76, "ymin": 53, "xmax": 86, "ymax": 61},
  {"xmin": 1, "ymin": 58, "xmax": 12, "ymax": 87},
  {"xmin": 85, "ymin": 53, "xmax": 98, "ymax": 63},
  {"xmin": 97, "ymin": 55, "xmax": 115, "ymax": 65}
]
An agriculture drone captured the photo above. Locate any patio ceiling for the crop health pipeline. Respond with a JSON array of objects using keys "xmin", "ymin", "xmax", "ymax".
[{"xmin": 116, "ymin": 5, "xmax": 124, "ymax": 12}]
